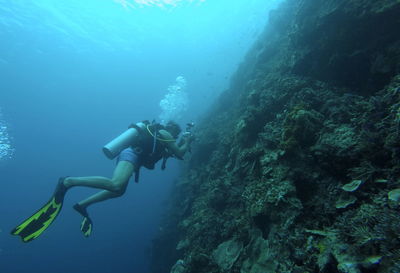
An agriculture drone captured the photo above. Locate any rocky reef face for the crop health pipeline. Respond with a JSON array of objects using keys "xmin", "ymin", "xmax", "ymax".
[{"xmin": 151, "ymin": 0, "xmax": 400, "ymax": 272}]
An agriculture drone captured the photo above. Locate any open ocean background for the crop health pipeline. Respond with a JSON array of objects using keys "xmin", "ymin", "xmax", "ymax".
[{"xmin": 0, "ymin": 1, "xmax": 280, "ymax": 272}]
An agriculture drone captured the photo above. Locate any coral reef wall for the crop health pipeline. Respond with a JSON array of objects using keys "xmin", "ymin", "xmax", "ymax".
[{"xmin": 151, "ymin": 0, "xmax": 400, "ymax": 272}]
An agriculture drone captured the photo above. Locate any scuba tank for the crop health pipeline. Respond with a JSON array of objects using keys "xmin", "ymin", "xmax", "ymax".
[{"xmin": 102, "ymin": 122, "xmax": 146, "ymax": 159}]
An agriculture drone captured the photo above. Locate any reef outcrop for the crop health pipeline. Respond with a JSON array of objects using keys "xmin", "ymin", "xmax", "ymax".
[{"xmin": 151, "ymin": 0, "xmax": 400, "ymax": 272}]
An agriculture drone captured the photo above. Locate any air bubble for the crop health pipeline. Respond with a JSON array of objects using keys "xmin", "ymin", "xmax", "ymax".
[
  {"xmin": 0, "ymin": 108, "xmax": 14, "ymax": 160},
  {"xmin": 159, "ymin": 76, "xmax": 188, "ymax": 124}
]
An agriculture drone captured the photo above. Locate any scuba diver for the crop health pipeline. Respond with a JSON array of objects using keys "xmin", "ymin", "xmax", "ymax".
[{"xmin": 11, "ymin": 120, "xmax": 194, "ymax": 242}]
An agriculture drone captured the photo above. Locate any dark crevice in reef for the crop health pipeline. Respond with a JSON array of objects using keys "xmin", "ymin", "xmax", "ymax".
[
  {"xmin": 150, "ymin": 0, "xmax": 400, "ymax": 272},
  {"xmin": 253, "ymin": 213, "xmax": 271, "ymax": 240}
]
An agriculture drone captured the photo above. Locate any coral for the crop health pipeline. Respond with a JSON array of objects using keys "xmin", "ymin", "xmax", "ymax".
[
  {"xmin": 335, "ymin": 194, "xmax": 357, "ymax": 209},
  {"xmin": 387, "ymin": 188, "xmax": 400, "ymax": 201},
  {"xmin": 170, "ymin": 260, "xmax": 186, "ymax": 273},
  {"xmin": 341, "ymin": 180, "xmax": 363, "ymax": 192},
  {"xmin": 281, "ymin": 104, "xmax": 324, "ymax": 151},
  {"xmin": 313, "ymin": 125, "xmax": 359, "ymax": 158}
]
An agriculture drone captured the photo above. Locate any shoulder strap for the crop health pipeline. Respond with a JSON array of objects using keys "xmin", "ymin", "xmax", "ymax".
[
  {"xmin": 161, "ymin": 156, "xmax": 168, "ymax": 170},
  {"xmin": 151, "ymin": 125, "xmax": 157, "ymax": 154},
  {"xmin": 134, "ymin": 168, "xmax": 140, "ymax": 183},
  {"xmin": 146, "ymin": 124, "xmax": 176, "ymax": 142}
]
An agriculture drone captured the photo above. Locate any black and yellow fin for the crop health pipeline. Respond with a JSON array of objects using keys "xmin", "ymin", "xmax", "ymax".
[
  {"xmin": 73, "ymin": 203, "xmax": 92, "ymax": 237},
  {"xmin": 80, "ymin": 216, "xmax": 93, "ymax": 237},
  {"xmin": 11, "ymin": 197, "xmax": 63, "ymax": 242},
  {"xmin": 11, "ymin": 178, "xmax": 67, "ymax": 243}
]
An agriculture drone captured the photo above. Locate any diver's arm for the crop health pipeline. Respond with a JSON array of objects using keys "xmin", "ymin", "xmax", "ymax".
[{"xmin": 159, "ymin": 129, "xmax": 192, "ymax": 159}]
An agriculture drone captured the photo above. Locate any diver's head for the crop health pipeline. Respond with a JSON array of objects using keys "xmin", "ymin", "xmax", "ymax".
[{"xmin": 165, "ymin": 121, "xmax": 181, "ymax": 139}]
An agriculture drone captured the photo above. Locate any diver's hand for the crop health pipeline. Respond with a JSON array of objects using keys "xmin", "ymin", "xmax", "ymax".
[{"xmin": 182, "ymin": 132, "xmax": 195, "ymax": 143}]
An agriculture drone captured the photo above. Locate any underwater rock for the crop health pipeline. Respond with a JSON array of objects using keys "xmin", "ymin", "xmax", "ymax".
[
  {"xmin": 240, "ymin": 234, "xmax": 277, "ymax": 273},
  {"xmin": 212, "ymin": 239, "xmax": 243, "ymax": 271},
  {"xmin": 341, "ymin": 180, "xmax": 363, "ymax": 192}
]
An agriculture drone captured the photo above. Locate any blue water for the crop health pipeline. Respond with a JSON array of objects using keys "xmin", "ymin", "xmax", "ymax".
[{"xmin": 0, "ymin": 1, "xmax": 279, "ymax": 272}]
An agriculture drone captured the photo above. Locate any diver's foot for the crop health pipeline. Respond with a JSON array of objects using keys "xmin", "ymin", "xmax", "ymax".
[
  {"xmin": 73, "ymin": 203, "xmax": 93, "ymax": 237},
  {"xmin": 73, "ymin": 203, "xmax": 89, "ymax": 217},
  {"xmin": 53, "ymin": 177, "xmax": 68, "ymax": 203}
]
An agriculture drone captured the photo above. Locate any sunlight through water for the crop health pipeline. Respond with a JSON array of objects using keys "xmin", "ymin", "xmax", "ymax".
[{"xmin": 114, "ymin": 0, "xmax": 206, "ymax": 8}]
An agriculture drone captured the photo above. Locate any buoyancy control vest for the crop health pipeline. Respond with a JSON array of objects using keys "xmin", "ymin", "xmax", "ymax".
[{"xmin": 129, "ymin": 120, "xmax": 175, "ymax": 182}]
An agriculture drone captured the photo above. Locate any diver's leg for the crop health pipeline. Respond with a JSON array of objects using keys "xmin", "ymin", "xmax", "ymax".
[
  {"xmin": 64, "ymin": 161, "xmax": 134, "ymax": 193},
  {"xmin": 64, "ymin": 176, "xmax": 112, "ymax": 190},
  {"xmin": 76, "ymin": 190, "xmax": 120, "ymax": 209},
  {"xmin": 72, "ymin": 161, "xmax": 135, "ymax": 237},
  {"xmin": 71, "ymin": 161, "xmax": 135, "ymax": 209}
]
